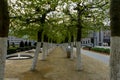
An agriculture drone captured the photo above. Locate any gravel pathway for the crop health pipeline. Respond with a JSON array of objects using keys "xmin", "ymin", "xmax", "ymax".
[{"xmin": 5, "ymin": 47, "xmax": 109, "ymax": 80}]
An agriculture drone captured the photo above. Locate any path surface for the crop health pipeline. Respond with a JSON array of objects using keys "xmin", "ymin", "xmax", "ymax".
[
  {"xmin": 81, "ymin": 49, "xmax": 110, "ymax": 65},
  {"xmin": 5, "ymin": 47, "xmax": 109, "ymax": 80}
]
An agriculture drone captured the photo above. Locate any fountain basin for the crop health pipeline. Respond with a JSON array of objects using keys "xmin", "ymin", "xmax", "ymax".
[{"xmin": 6, "ymin": 54, "xmax": 33, "ymax": 60}]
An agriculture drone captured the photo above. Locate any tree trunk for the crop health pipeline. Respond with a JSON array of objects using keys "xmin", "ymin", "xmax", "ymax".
[
  {"xmin": 0, "ymin": 38, "xmax": 7, "ymax": 80},
  {"xmin": 49, "ymin": 42, "xmax": 53, "ymax": 52},
  {"xmin": 31, "ymin": 42, "xmax": 41, "ymax": 70},
  {"xmin": 41, "ymin": 42, "xmax": 46, "ymax": 60},
  {"xmin": 76, "ymin": 42, "xmax": 83, "ymax": 70},
  {"xmin": 62, "ymin": 43, "xmax": 66, "ymax": 51},
  {"xmin": 70, "ymin": 42, "xmax": 74, "ymax": 60},
  {"xmin": 110, "ymin": 0, "xmax": 120, "ymax": 80},
  {"xmin": 0, "ymin": 0, "xmax": 9, "ymax": 79},
  {"xmin": 0, "ymin": 0, "xmax": 9, "ymax": 37},
  {"xmin": 75, "ymin": 2, "xmax": 83, "ymax": 70},
  {"xmin": 31, "ymin": 31, "xmax": 42, "ymax": 71},
  {"xmin": 45, "ymin": 42, "xmax": 49, "ymax": 56},
  {"xmin": 110, "ymin": 37, "xmax": 120, "ymax": 80}
]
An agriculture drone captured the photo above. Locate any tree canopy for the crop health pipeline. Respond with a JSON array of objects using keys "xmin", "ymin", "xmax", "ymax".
[{"xmin": 8, "ymin": 0, "xmax": 110, "ymax": 43}]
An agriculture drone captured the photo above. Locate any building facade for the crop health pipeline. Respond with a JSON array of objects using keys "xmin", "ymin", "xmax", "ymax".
[
  {"xmin": 81, "ymin": 30, "xmax": 111, "ymax": 47},
  {"xmin": 8, "ymin": 36, "xmax": 35, "ymax": 46}
]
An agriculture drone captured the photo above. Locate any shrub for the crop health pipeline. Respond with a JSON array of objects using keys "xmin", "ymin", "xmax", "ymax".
[
  {"xmin": 28, "ymin": 42, "xmax": 31, "ymax": 47},
  {"xmin": 25, "ymin": 41, "xmax": 28, "ymax": 47},
  {"xmin": 91, "ymin": 47, "xmax": 110, "ymax": 54},
  {"xmin": 83, "ymin": 46, "xmax": 92, "ymax": 50},
  {"xmin": 7, "ymin": 45, "xmax": 36, "ymax": 55},
  {"xmin": 17, "ymin": 46, "xmax": 35, "ymax": 51},
  {"xmin": 19, "ymin": 41, "xmax": 25, "ymax": 47},
  {"xmin": 7, "ymin": 47, "xmax": 17, "ymax": 55}
]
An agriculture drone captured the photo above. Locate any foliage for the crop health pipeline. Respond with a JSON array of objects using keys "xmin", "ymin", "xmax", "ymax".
[
  {"xmin": 91, "ymin": 47, "xmax": 110, "ymax": 54},
  {"xmin": 7, "ymin": 46, "xmax": 35, "ymax": 55},
  {"xmin": 63, "ymin": 0, "xmax": 110, "ymax": 38},
  {"xmin": 19, "ymin": 41, "xmax": 24, "ymax": 47},
  {"xmin": 7, "ymin": 47, "xmax": 17, "ymax": 55},
  {"xmin": 8, "ymin": 0, "xmax": 110, "ymax": 43},
  {"xmin": 82, "ymin": 46, "xmax": 92, "ymax": 50}
]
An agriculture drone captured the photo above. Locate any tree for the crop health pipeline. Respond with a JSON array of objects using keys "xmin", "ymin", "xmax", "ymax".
[
  {"xmin": 9, "ymin": 0, "xmax": 59, "ymax": 70},
  {"xmin": 8, "ymin": 0, "xmax": 109, "ymax": 71},
  {"xmin": 63, "ymin": 0, "xmax": 109, "ymax": 70},
  {"xmin": 0, "ymin": 0, "xmax": 9, "ymax": 80},
  {"xmin": 110, "ymin": 0, "xmax": 120, "ymax": 80},
  {"xmin": 22, "ymin": 0, "xmax": 59, "ymax": 70}
]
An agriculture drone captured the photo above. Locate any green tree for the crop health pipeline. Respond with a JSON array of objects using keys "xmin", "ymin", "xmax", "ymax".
[
  {"xmin": 63, "ymin": 0, "xmax": 109, "ymax": 70},
  {"xmin": 8, "ymin": 0, "xmax": 109, "ymax": 71},
  {"xmin": 9, "ymin": 0, "xmax": 60, "ymax": 70}
]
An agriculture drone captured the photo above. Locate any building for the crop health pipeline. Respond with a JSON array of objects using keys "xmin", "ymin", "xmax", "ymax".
[
  {"xmin": 8, "ymin": 36, "xmax": 35, "ymax": 46},
  {"xmin": 81, "ymin": 30, "xmax": 111, "ymax": 47}
]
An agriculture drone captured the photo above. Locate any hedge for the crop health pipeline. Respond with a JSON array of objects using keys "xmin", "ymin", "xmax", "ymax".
[
  {"xmin": 7, "ymin": 46, "xmax": 36, "ymax": 55},
  {"xmin": 91, "ymin": 47, "xmax": 110, "ymax": 54},
  {"xmin": 82, "ymin": 46, "xmax": 92, "ymax": 50},
  {"xmin": 7, "ymin": 47, "xmax": 18, "ymax": 55}
]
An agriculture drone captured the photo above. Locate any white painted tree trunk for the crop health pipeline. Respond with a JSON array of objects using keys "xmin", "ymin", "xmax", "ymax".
[
  {"xmin": 31, "ymin": 42, "xmax": 41, "ymax": 70},
  {"xmin": 51, "ymin": 43, "xmax": 53, "ymax": 50},
  {"xmin": 110, "ymin": 37, "xmax": 120, "ymax": 80},
  {"xmin": 62, "ymin": 43, "xmax": 66, "ymax": 51},
  {"xmin": 49, "ymin": 42, "xmax": 52, "ymax": 52},
  {"xmin": 48, "ymin": 43, "xmax": 52, "ymax": 55},
  {"xmin": 51, "ymin": 43, "xmax": 53, "ymax": 51},
  {"xmin": 70, "ymin": 42, "xmax": 74, "ymax": 60},
  {"xmin": 76, "ymin": 42, "xmax": 83, "ymax": 71},
  {"xmin": 62, "ymin": 44, "xmax": 65, "ymax": 50},
  {"xmin": 41, "ymin": 42, "xmax": 46, "ymax": 60},
  {"xmin": 0, "ymin": 38, "xmax": 7, "ymax": 80},
  {"xmin": 46, "ymin": 43, "xmax": 49, "ymax": 56},
  {"xmin": 65, "ymin": 43, "xmax": 68, "ymax": 52}
]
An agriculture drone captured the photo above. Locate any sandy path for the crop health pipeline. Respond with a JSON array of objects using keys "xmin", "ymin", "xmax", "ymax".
[{"xmin": 5, "ymin": 47, "xmax": 109, "ymax": 80}]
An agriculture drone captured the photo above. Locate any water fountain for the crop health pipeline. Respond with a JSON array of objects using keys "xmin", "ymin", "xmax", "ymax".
[{"xmin": 6, "ymin": 53, "xmax": 33, "ymax": 60}]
